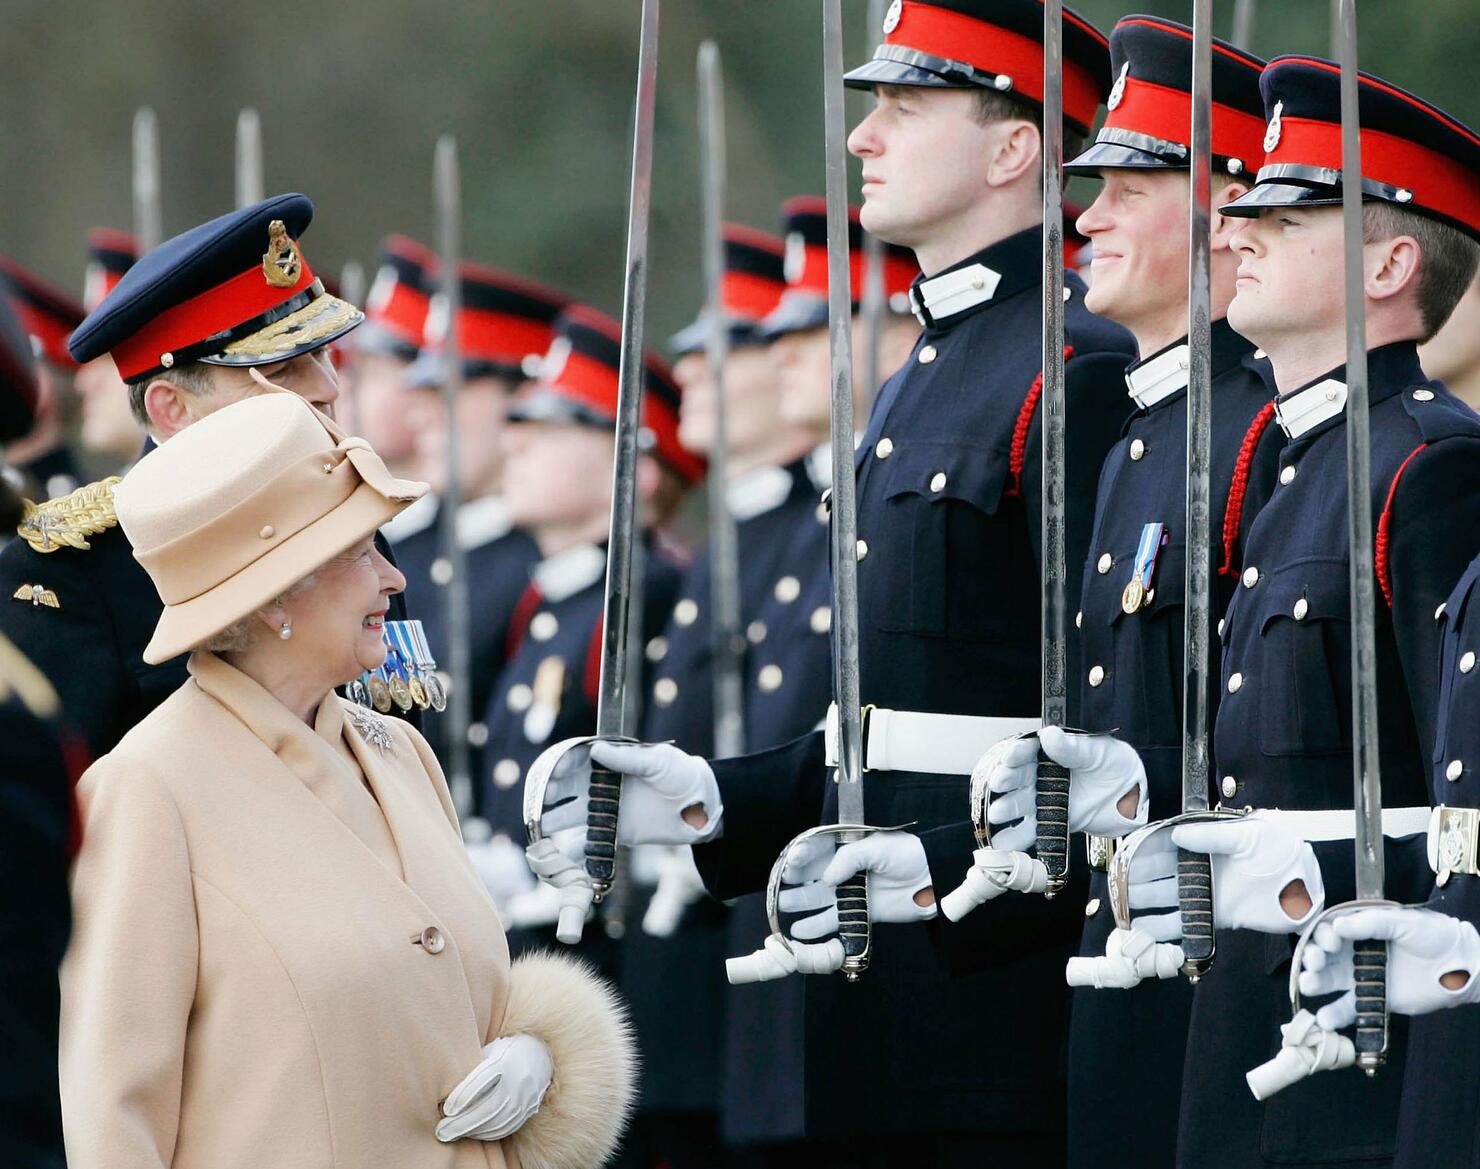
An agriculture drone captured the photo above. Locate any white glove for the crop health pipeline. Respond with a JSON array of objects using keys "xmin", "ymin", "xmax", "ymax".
[
  {"xmin": 539, "ymin": 740, "xmax": 723, "ymax": 846},
  {"xmin": 1065, "ymin": 926, "xmax": 1186, "ymax": 989},
  {"xmin": 776, "ymin": 831, "xmax": 937, "ymax": 940},
  {"xmin": 1298, "ymin": 906, "xmax": 1480, "ymax": 1029},
  {"xmin": 466, "ymin": 834, "xmax": 537, "ymax": 908},
  {"xmin": 642, "ymin": 846, "xmax": 708, "ymax": 938},
  {"xmin": 1110, "ymin": 826, "xmax": 1185, "ymax": 943},
  {"xmin": 1170, "ymin": 813, "xmax": 1325, "ymax": 934},
  {"xmin": 1245, "ymin": 1009, "xmax": 1356, "ymax": 1100},
  {"xmin": 436, "ymin": 1033, "xmax": 553, "ymax": 1142},
  {"xmin": 983, "ymin": 727, "xmax": 1148, "ymax": 851},
  {"xmin": 939, "ymin": 847, "xmax": 1048, "ymax": 920}
]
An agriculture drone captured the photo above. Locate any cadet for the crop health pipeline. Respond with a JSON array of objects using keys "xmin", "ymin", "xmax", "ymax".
[
  {"xmin": 0, "ymin": 193, "xmax": 405, "ymax": 755},
  {"xmin": 73, "ymin": 230, "xmax": 143, "ymax": 468},
  {"xmin": 533, "ymin": 2, "xmax": 1136, "ymax": 1161},
  {"xmin": 390, "ymin": 264, "xmax": 561, "ymax": 803},
  {"xmin": 0, "ymin": 257, "xmax": 86, "ymax": 500},
  {"xmin": 1004, "ymin": 19, "xmax": 1281, "ymax": 1169},
  {"xmin": 1112, "ymin": 58, "xmax": 1480, "ymax": 1169}
]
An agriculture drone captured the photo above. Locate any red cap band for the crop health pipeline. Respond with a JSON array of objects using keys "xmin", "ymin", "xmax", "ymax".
[
  {"xmin": 1105, "ymin": 75, "xmax": 1267, "ymax": 167},
  {"xmin": 723, "ymin": 269, "xmax": 787, "ymax": 319},
  {"xmin": 793, "ymin": 243, "xmax": 917, "ymax": 301},
  {"xmin": 459, "ymin": 306, "xmax": 556, "ymax": 370}
]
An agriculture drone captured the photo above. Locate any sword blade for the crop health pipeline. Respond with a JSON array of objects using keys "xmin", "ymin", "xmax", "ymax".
[
  {"xmin": 435, "ymin": 134, "xmax": 473, "ymax": 818},
  {"xmin": 1232, "ymin": 0, "xmax": 1257, "ymax": 49},
  {"xmin": 698, "ymin": 39, "xmax": 746, "ymax": 759},
  {"xmin": 235, "ymin": 108, "xmax": 264, "ymax": 210},
  {"xmin": 131, "ymin": 107, "xmax": 163, "ymax": 253}
]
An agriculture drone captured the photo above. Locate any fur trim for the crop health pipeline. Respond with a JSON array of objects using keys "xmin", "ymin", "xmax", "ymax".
[{"xmin": 499, "ymin": 950, "xmax": 637, "ymax": 1169}]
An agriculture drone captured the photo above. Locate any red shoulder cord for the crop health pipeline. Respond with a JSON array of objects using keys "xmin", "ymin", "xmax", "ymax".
[
  {"xmin": 1005, "ymin": 345, "xmax": 1075, "ymax": 500},
  {"xmin": 1375, "ymin": 443, "xmax": 1428, "ymax": 608},
  {"xmin": 1217, "ymin": 401, "xmax": 1278, "ymax": 578},
  {"xmin": 504, "ymin": 580, "xmax": 545, "ymax": 662}
]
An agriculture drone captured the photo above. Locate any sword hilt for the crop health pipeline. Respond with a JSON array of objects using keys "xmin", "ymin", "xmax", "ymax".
[
  {"xmin": 1036, "ymin": 747, "xmax": 1071, "ymax": 897},
  {"xmin": 1177, "ymin": 847, "xmax": 1215, "ymax": 979},
  {"xmin": 1352, "ymin": 936, "xmax": 1389, "ymax": 1074},
  {"xmin": 836, "ymin": 869, "xmax": 871, "ymax": 981},
  {"xmin": 585, "ymin": 761, "xmax": 622, "ymax": 902}
]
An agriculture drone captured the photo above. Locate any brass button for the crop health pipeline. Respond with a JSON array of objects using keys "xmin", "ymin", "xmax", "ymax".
[
  {"xmin": 1414, "ymin": 388, "xmax": 1435, "ymax": 402},
  {"xmin": 1228, "ymin": 672, "xmax": 1244, "ymax": 694},
  {"xmin": 775, "ymin": 576, "xmax": 801, "ymax": 603},
  {"xmin": 1088, "ymin": 665, "xmax": 1105, "ymax": 687},
  {"xmin": 646, "ymin": 636, "xmax": 669, "ymax": 662},
  {"xmin": 654, "ymin": 678, "xmax": 678, "ymax": 707},
  {"xmin": 1293, "ymin": 598, "xmax": 1309, "ymax": 620},
  {"xmin": 530, "ymin": 612, "xmax": 559, "ymax": 641},
  {"xmin": 506, "ymin": 683, "xmax": 533, "ymax": 712},
  {"xmin": 417, "ymin": 926, "xmax": 446, "ymax": 955},
  {"xmin": 674, "ymin": 599, "xmax": 699, "ymax": 627},
  {"xmin": 810, "ymin": 606, "xmax": 831, "ymax": 634},
  {"xmin": 758, "ymin": 664, "xmax": 784, "ymax": 692},
  {"xmin": 1242, "ymin": 566, "xmax": 1260, "ymax": 589},
  {"xmin": 1462, "ymin": 651, "xmax": 1476, "ymax": 674},
  {"xmin": 1075, "ymin": 610, "xmax": 1083, "ymax": 629},
  {"xmin": 493, "ymin": 759, "xmax": 521, "ymax": 789},
  {"xmin": 1129, "ymin": 438, "xmax": 1146, "ymax": 461},
  {"xmin": 467, "ymin": 722, "xmax": 488, "ymax": 748},
  {"xmin": 876, "ymin": 437, "xmax": 894, "ymax": 459},
  {"xmin": 1084, "ymin": 898, "xmax": 1101, "ymax": 917},
  {"xmin": 1218, "ymin": 618, "xmax": 1226, "ymax": 637},
  {"xmin": 1221, "ymin": 775, "xmax": 1238, "ymax": 799},
  {"xmin": 1280, "ymin": 465, "xmax": 1297, "ymax": 485},
  {"xmin": 1447, "ymin": 759, "xmax": 1464, "ymax": 782},
  {"xmin": 747, "ymin": 620, "xmax": 768, "ymax": 644},
  {"xmin": 918, "ymin": 344, "xmax": 937, "ymax": 364},
  {"xmin": 856, "ymin": 540, "xmax": 869, "ymax": 562},
  {"xmin": 1097, "ymin": 553, "xmax": 1113, "ymax": 575},
  {"xmin": 930, "ymin": 472, "xmax": 947, "ymax": 493},
  {"xmin": 431, "ymin": 557, "xmax": 454, "ymax": 586},
  {"xmin": 1437, "ymin": 602, "xmax": 1448, "ymax": 621}
]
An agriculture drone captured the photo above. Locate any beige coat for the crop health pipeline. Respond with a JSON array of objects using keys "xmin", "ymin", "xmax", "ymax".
[{"xmin": 61, "ymin": 653, "xmax": 634, "ymax": 1169}]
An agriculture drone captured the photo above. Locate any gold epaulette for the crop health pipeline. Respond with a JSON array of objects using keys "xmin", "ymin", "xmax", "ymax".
[
  {"xmin": 0, "ymin": 630, "xmax": 59, "ymax": 720},
  {"xmin": 16, "ymin": 476, "xmax": 122, "ymax": 554}
]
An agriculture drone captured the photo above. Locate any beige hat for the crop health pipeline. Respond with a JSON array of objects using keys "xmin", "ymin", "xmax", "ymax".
[{"xmin": 116, "ymin": 392, "xmax": 427, "ymax": 664}]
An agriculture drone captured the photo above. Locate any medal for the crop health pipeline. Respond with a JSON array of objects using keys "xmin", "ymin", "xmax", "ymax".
[
  {"xmin": 388, "ymin": 673, "xmax": 414, "ymax": 712},
  {"xmin": 409, "ymin": 676, "xmax": 430, "ymax": 709},
  {"xmin": 349, "ymin": 678, "xmax": 371, "ymax": 708},
  {"xmin": 1121, "ymin": 578, "xmax": 1146, "ymax": 614},
  {"xmin": 368, "ymin": 671, "xmax": 393, "ymax": 713},
  {"xmin": 1121, "ymin": 522, "xmax": 1168, "ymax": 615},
  {"xmin": 426, "ymin": 673, "xmax": 448, "ymax": 712}
]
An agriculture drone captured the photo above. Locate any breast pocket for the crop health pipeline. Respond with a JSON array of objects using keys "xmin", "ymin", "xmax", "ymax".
[
  {"xmin": 1256, "ymin": 560, "xmax": 1350, "ymax": 757},
  {"xmin": 871, "ymin": 441, "xmax": 1017, "ymax": 642}
]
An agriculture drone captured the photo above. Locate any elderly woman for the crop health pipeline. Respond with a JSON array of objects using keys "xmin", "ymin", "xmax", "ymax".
[{"xmin": 59, "ymin": 390, "xmax": 634, "ymax": 1169}]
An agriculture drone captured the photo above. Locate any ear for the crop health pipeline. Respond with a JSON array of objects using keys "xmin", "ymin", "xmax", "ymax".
[
  {"xmin": 1209, "ymin": 181, "xmax": 1252, "ymax": 253},
  {"xmin": 1367, "ymin": 233, "xmax": 1422, "ymax": 304},
  {"xmin": 143, "ymin": 377, "xmax": 202, "ymax": 439},
  {"xmin": 984, "ymin": 120, "xmax": 1042, "ymax": 190},
  {"xmin": 254, "ymin": 603, "xmax": 288, "ymax": 638}
]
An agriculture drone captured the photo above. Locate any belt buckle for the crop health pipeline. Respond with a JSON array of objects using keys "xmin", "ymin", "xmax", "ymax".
[
  {"xmin": 1432, "ymin": 805, "xmax": 1480, "ymax": 886},
  {"xmin": 1087, "ymin": 834, "xmax": 1119, "ymax": 871}
]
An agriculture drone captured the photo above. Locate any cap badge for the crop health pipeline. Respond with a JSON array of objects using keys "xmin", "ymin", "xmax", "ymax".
[
  {"xmin": 883, "ymin": 0, "xmax": 902, "ymax": 34},
  {"xmin": 784, "ymin": 231, "xmax": 807, "ymax": 286},
  {"xmin": 262, "ymin": 220, "xmax": 303, "ymax": 289},
  {"xmin": 540, "ymin": 335, "xmax": 572, "ymax": 383},
  {"xmin": 1107, "ymin": 62, "xmax": 1130, "ymax": 112},
  {"xmin": 1263, "ymin": 100, "xmax": 1283, "ymax": 153}
]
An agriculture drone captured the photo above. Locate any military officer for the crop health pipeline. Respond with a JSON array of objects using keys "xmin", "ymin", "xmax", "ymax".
[
  {"xmin": 529, "ymin": 3, "xmax": 1136, "ymax": 1161},
  {"xmin": 0, "ymin": 193, "xmax": 410, "ymax": 756},
  {"xmin": 1108, "ymin": 58, "xmax": 1480, "ymax": 1169},
  {"xmin": 387, "ymin": 264, "xmax": 562, "ymax": 805},
  {"xmin": 967, "ymin": 20, "xmax": 1280, "ymax": 1169},
  {"xmin": 0, "ymin": 257, "xmax": 86, "ymax": 501},
  {"xmin": 73, "ymin": 230, "xmax": 143, "ymax": 468}
]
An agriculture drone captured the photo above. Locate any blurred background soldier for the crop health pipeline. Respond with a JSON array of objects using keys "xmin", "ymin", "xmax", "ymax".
[
  {"xmin": 1419, "ymin": 271, "xmax": 1480, "ymax": 410},
  {"xmin": 0, "ymin": 257, "xmax": 86, "ymax": 502},
  {"xmin": 72, "ymin": 230, "xmax": 143, "ymax": 472}
]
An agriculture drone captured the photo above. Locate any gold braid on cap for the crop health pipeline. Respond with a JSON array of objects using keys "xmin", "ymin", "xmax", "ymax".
[
  {"xmin": 221, "ymin": 295, "xmax": 360, "ymax": 360},
  {"xmin": 17, "ymin": 477, "xmax": 122, "ymax": 554}
]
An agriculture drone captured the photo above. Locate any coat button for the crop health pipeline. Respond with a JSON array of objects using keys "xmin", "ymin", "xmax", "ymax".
[
  {"xmin": 856, "ymin": 540, "xmax": 869, "ymax": 561},
  {"xmin": 1088, "ymin": 665, "xmax": 1106, "ymax": 687},
  {"xmin": 1129, "ymin": 438, "xmax": 1146, "ymax": 461},
  {"xmin": 747, "ymin": 620, "xmax": 768, "ymax": 644},
  {"xmin": 1413, "ymin": 388, "xmax": 1435, "ymax": 402},
  {"xmin": 918, "ymin": 344, "xmax": 937, "ymax": 364},
  {"xmin": 530, "ymin": 612, "xmax": 558, "ymax": 641},
  {"xmin": 506, "ymin": 683, "xmax": 533, "ymax": 712},
  {"xmin": 810, "ymin": 606, "xmax": 831, "ymax": 634},
  {"xmin": 930, "ymin": 472, "xmax": 947, "ymax": 493},
  {"xmin": 467, "ymin": 722, "xmax": 489, "ymax": 748},
  {"xmin": 1242, "ymin": 566, "xmax": 1260, "ymax": 588},
  {"xmin": 653, "ymin": 678, "xmax": 678, "ymax": 706},
  {"xmin": 876, "ymin": 437, "xmax": 894, "ymax": 459},
  {"xmin": 674, "ymin": 598, "xmax": 699, "ymax": 626},
  {"xmin": 1075, "ymin": 610, "xmax": 1083, "ymax": 629},
  {"xmin": 417, "ymin": 926, "xmax": 446, "ymax": 954},
  {"xmin": 1462, "ymin": 651, "xmax": 1476, "ymax": 674},
  {"xmin": 1280, "ymin": 465, "xmax": 1297, "ymax": 485},
  {"xmin": 646, "ymin": 636, "xmax": 669, "ymax": 661},
  {"xmin": 431, "ymin": 557, "xmax": 454, "ymax": 586},
  {"xmin": 1447, "ymin": 759, "xmax": 1464, "ymax": 782},
  {"xmin": 1097, "ymin": 553, "xmax": 1113, "ymax": 575},
  {"xmin": 775, "ymin": 575, "xmax": 801, "ymax": 603},
  {"xmin": 1218, "ymin": 618, "xmax": 1226, "ymax": 637},
  {"xmin": 758, "ymin": 664, "xmax": 784, "ymax": 692},
  {"xmin": 1221, "ymin": 775, "xmax": 1238, "ymax": 799},
  {"xmin": 1293, "ymin": 598, "xmax": 1309, "ymax": 620},
  {"xmin": 1437, "ymin": 602, "xmax": 1448, "ymax": 621},
  {"xmin": 493, "ymin": 759, "xmax": 521, "ymax": 789},
  {"xmin": 1084, "ymin": 898, "xmax": 1101, "ymax": 917},
  {"xmin": 1228, "ymin": 672, "xmax": 1244, "ymax": 693}
]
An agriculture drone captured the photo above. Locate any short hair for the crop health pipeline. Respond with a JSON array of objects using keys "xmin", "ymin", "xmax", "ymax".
[
  {"xmin": 127, "ymin": 359, "xmax": 217, "ymax": 429},
  {"xmin": 1363, "ymin": 203, "xmax": 1480, "ymax": 341},
  {"xmin": 971, "ymin": 89, "xmax": 1086, "ymax": 189},
  {"xmin": 199, "ymin": 570, "xmax": 319, "ymax": 655}
]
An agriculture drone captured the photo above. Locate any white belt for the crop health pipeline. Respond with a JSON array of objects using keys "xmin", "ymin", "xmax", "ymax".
[
  {"xmin": 1429, "ymin": 805, "xmax": 1480, "ymax": 883},
  {"xmin": 1263, "ymin": 806, "xmax": 1430, "ymax": 841},
  {"xmin": 823, "ymin": 703, "xmax": 1040, "ymax": 776}
]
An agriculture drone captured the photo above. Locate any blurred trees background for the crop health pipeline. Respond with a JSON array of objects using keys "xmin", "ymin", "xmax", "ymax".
[{"xmin": 1, "ymin": 0, "xmax": 1475, "ymax": 341}]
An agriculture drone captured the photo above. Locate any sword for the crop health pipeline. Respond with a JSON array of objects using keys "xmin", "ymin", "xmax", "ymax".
[
  {"xmin": 435, "ymin": 134, "xmax": 474, "ymax": 818},
  {"xmin": 1177, "ymin": 0, "xmax": 1218, "ymax": 981},
  {"xmin": 698, "ymin": 39, "xmax": 746, "ymax": 759},
  {"xmin": 235, "ymin": 108, "xmax": 264, "ymax": 210},
  {"xmin": 858, "ymin": 0, "xmax": 888, "ymax": 414},
  {"xmin": 131, "ymin": 108, "xmax": 163, "ymax": 253},
  {"xmin": 1232, "ymin": 0, "xmax": 1257, "ymax": 50},
  {"xmin": 1036, "ymin": 0, "xmax": 1072, "ymax": 898}
]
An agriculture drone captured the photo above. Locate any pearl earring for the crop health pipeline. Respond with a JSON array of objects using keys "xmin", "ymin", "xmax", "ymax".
[{"xmin": 279, "ymin": 622, "xmax": 293, "ymax": 641}]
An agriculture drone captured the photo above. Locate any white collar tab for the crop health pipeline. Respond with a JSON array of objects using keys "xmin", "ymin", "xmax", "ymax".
[
  {"xmin": 1125, "ymin": 343, "xmax": 1190, "ymax": 410},
  {"xmin": 1275, "ymin": 378, "xmax": 1349, "ymax": 440},
  {"xmin": 909, "ymin": 263, "xmax": 1003, "ymax": 327}
]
